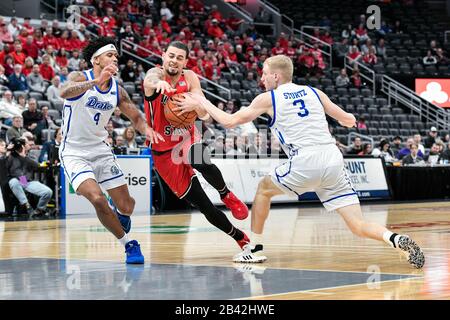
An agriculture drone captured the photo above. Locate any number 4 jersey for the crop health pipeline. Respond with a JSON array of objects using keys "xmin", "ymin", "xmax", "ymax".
[
  {"xmin": 60, "ymin": 69, "xmax": 119, "ymax": 158},
  {"xmin": 269, "ymin": 83, "xmax": 335, "ymax": 157}
]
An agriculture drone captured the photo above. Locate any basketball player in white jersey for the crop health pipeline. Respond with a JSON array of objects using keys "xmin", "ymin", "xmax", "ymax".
[
  {"xmin": 176, "ymin": 55, "xmax": 425, "ymax": 269},
  {"xmin": 59, "ymin": 37, "xmax": 163, "ymax": 264}
]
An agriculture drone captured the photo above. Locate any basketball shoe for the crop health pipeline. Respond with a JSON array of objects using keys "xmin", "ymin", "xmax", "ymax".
[
  {"xmin": 125, "ymin": 240, "xmax": 144, "ymax": 264},
  {"xmin": 222, "ymin": 192, "xmax": 248, "ymax": 220},
  {"xmin": 396, "ymin": 235, "xmax": 425, "ymax": 269},
  {"xmin": 110, "ymin": 202, "xmax": 131, "ymax": 234},
  {"xmin": 233, "ymin": 243, "xmax": 267, "ymax": 263}
]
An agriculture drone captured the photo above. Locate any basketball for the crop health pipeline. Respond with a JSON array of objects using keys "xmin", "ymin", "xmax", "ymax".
[{"xmin": 164, "ymin": 93, "xmax": 198, "ymax": 129}]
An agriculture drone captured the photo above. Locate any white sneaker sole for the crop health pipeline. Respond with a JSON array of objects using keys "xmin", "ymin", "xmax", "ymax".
[{"xmin": 233, "ymin": 252, "xmax": 267, "ymax": 263}]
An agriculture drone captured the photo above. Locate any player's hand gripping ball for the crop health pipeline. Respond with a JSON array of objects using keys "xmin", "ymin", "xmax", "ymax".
[{"xmin": 164, "ymin": 93, "xmax": 198, "ymax": 129}]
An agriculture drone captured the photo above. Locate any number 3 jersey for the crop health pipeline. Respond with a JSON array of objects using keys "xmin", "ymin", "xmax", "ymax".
[
  {"xmin": 60, "ymin": 69, "xmax": 119, "ymax": 158},
  {"xmin": 269, "ymin": 83, "xmax": 335, "ymax": 157}
]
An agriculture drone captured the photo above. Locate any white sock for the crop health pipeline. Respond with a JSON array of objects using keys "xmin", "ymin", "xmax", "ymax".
[
  {"xmin": 118, "ymin": 233, "xmax": 130, "ymax": 247},
  {"xmin": 383, "ymin": 231, "xmax": 400, "ymax": 248},
  {"xmin": 251, "ymin": 232, "xmax": 263, "ymax": 246}
]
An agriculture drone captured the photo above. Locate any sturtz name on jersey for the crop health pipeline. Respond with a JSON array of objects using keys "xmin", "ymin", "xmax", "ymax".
[{"xmin": 85, "ymin": 96, "xmax": 114, "ymax": 111}]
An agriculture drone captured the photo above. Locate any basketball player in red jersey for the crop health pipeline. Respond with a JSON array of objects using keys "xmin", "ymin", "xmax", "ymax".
[{"xmin": 143, "ymin": 41, "xmax": 254, "ymax": 252}]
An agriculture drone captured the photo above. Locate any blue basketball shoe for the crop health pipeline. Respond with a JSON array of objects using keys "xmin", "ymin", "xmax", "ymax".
[
  {"xmin": 110, "ymin": 201, "xmax": 131, "ymax": 234},
  {"xmin": 125, "ymin": 240, "xmax": 144, "ymax": 264}
]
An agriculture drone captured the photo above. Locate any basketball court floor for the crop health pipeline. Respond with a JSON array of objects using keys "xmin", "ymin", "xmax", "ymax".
[{"xmin": 0, "ymin": 201, "xmax": 449, "ymax": 300}]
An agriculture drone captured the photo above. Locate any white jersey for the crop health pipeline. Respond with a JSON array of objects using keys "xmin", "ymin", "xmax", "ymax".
[
  {"xmin": 269, "ymin": 83, "xmax": 335, "ymax": 157},
  {"xmin": 60, "ymin": 69, "xmax": 119, "ymax": 158}
]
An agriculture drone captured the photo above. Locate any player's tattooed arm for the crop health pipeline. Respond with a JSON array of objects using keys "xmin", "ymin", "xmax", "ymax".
[
  {"xmin": 143, "ymin": 67, "xmax": 176, "ymax": 95},
  {"xmin": 59, "ymin": 71, "xmax": 96, "ymax": 99},
  {"xmin": 117, "ymin": 86, "xmax": 164, "ymax": 144}
]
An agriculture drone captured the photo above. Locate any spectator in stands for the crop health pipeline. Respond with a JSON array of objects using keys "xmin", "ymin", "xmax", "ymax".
[
  {"xmin": 428, "ymin": 40, "xmax": 438, "ymax": 55},
  {"xmin": 113, "ymin": 135, "xmax": 127, "ymax": 155},
  {"xmin": 424, "ymin": 126, "xmax": 438, "ymax": 148},
  {"xmin": 123, "ymin": 126, "xmax": 138, "ymax": 149},
  {"xmin": 242, "ymin": 72, "xmax": 258, "ymax": 91},
  {"xmin": 424, "ymin": 143, "xmax": 441, "ymax": 164},
  {"xmin": 22, "ymin": 98, "xmax": 42, "ymax": 136},
  {"xmin": 22, "ymin": 17, "xmax": 33, "ymax": 34},
  {"xmin": 0, "ymin": 138, "xmax": 6, "ymax": 159},
  {"xmin": 111, "ymin": 108, "xmax": 127, "ymax": 129},
  {"xmin": 335, "ymin": 68, "xmax": 350, "ymax": 87},
  {"xmin": 347, "ymin": 46, "xmax": 361, "ymax": 62},
  {"xmin": 27, "ymin": 64, "xmax": 47, "ymax": 94},
  {"xmin": 59, "ymin": 67, "xmax": 68, "ymax": 83},
  {"xmin": 0, "ymin": 64, "xmax": 9, "ymax": 86},
  {"xmin": 376, "ymin": 38, "xmax": 387, "ymax": 61},
  {"xmin": 398, "ymin": 137, "xmax": 424, "ymax": 159},
  {"xmin": 207, "ymin": 19, "xmax": 224, "ymax": 38},
  {"xmin": 6, "ymin": 115, "xmax": 25, "ymax": 142},
  {"xmin": 55, "ymin": 48, "xmax": 68, "ymax": 69},
  {"xmin": 121, "ymin": 59, "xmax": 137, "ymax": 83},
  {"xmin": 335, "ymin": 38, "xmax": 349, "ymax": 63},
  {"xmin": 8, "ymin": 64, "xmax": 28, "ymax": 92},
  {"xmin": 68, "ymin": 49, "xmax": 81, "ymax": 71},
  {"xmin": 46, "ymin": 75, "xmax": 63, "ymax": 105},
  {"xmin": 341, "ymin": 24, "xmax": 355, "ymax": 40},
  {"xmin": 391, "ymin": 135, "xmax": 402, "ymax": 158},
  {"xmin": 346, "ymin": 137, "xmax": 363, "ymax": 154},
  {"xmin": 361, "ymin": 39, "xmax": 374, "ymax": 55},
  {"xmin": 6, "ymin": 137, "xmax": 53, "ymax": 217},
  {"xmin": 11, "ymin": 41, "xmax": 26, "ymax": 66},
  {"xmin": 351, "ymin": 69, "xmax": 362, "ymax": 88},
  {"xmin": 439, "ymin": 141, "xmax": 450, "ymax": 163},
  {"xmin": 355, "ymin": 23, "xmax": 369, "ymax": 42},
  {"xmin": 39, "ymin": 54, "xmax": 55, "ymax": 81},
  {"xmin": 7, "ymin": 17, "xmax": 21, "ymax": 38},
  {"xmin": 320, "ymin": 31, "xmax": 333, "ymax": 45},
  {"xmin": 413, "ymin": 133, "xmax": 425, "ymax": 154},
  {"xmin": 227, "ymin": 12, "xmax": 245, "ymax": 32},
  {"xmin": 0, "ymin": 90, "xmax": 22, "ymax": 124},
  {"xmin": 392, "ymin": 20, "xmax": 405, "ymax": 34},
  {"xmin": 372, "ymin": 139, "xmax": 396, "ymax": 163},
  {"xmin": 402, "ymin": 143, "xmax": 424, "ymax": 165},
  {"xmin": 358, "ymin": 143, "xmax": 372, "ymax": 156},
  {"xmin": 39, "ymin": 127, "xmax": 61, "ymax": 164},
  {"xmin": 160, "ymin": 1, "xmax": 174, "ymax": 21},
  {"xmin": 3, "ymin": 55, "xmax": 15, "ymax": 77},
  {"xmin": 356, "ymin": 115, "xmax": 367, "ymax": 129},
  {"xmin": 105, "ymin": 120, "xmax": 117, "ymax": 142},
  {"xmin": 376, "ymin": 21, "xmax": 392, "ymax": 37},
  {"xmin": 23, "ymin": 35, "xmax": 38, "ymax": 60},
  {"xmin": 0, "ymin": 22, "xmax": 14, "ymax": 44},
  {"xmin": 22, "ymin": 57, "xmax": 34, "ymax": 76},
  {"xmin": 423, "ymin": 50, "xmax": 437, "ymax": 65},
  {"xmin": 436, "ymin": 48, "xmax": 449, "ymax": 66},
  {"xmin": 362, "ymin": 47, "xmax": 377, "ymax": 65}
]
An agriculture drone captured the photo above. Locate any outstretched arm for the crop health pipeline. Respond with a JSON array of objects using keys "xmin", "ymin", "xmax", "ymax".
[
  {"xmin": 143, "ymin": 67, "xmax": 176, "ymax": 96},
  {"xmin": 317, "ymin": 89, "xmax": 356, "ymax": 127},
  {"xmin": 179, "ymin": 92, "xmax": 273, "ymax": 129},
  {"xmin": 60, "ymin": 65, "xmax": 116, "ymax": 99},
  {"xmin": 117, "ymin": 86, "xmax": 164, "ymax": 144}
]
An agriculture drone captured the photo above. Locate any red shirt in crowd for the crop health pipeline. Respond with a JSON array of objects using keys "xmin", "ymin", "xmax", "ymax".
[
  {"xmin": 40, "ymin": 63, "xmax": 55, "ymax": 81},
  {"xmin": 207, "ymin": 25, "xmax": 224, "ymax": 38},
  {"xmin": 11, "ymin": 51, "xmax": 26, "ymax": 65},
  {"xmin": 23, "ymin": 42, "xmax": 39, "ymax": 60},
  {"xmin": 22, "ymin": 65, "xmax": 33, "ymax": 76},
  {"xmin": 271, "ymin": 47, "xmax": 284, "ymax": 55}
]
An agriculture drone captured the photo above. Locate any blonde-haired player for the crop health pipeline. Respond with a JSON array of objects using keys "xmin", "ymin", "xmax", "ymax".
[{"xmin": 175, "ymin": 55, "xmax": 425, "ymax": 269}]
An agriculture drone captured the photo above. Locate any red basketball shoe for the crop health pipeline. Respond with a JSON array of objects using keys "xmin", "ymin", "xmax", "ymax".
[{"xmin": 222, "ymin": 191, "xmax": 248, "ymax": 220}]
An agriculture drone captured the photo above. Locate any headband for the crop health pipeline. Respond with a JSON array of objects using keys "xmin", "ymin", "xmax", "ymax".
[{"xmin": 90, "ymin": 44, "xmax": 117, "ymax": 65}]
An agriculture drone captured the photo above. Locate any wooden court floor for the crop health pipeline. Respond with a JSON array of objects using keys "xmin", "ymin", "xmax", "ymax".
[{"xmin": 0, "ymin": 201, "xmax": 449, "ymax": 300}]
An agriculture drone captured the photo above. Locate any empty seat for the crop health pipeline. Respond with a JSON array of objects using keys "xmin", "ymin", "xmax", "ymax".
[
  {"xmin": 350, "ymin": 97, "xmax": 362, "ymax": 105},
  {"xmin": 376, "ymin": 98, "xmax": 388, "ymax": 106},
  {"xmin": 382, "ymin": 114, "xmax": 394, "ymax": 122},
  {"xmin": 337, "ymin": 87, "xmax": 348, "ymax": 96},
  {"xmin": 124, "ymin": 84, "xmax": 135, "ymax": 95},
  {"xmin": 394, "ymin": 114, "xmax": 408, "ymax": 122},
  {"xmin": 230, "ymin": 80, "xmax": 241, "ymax": 90},
  {"xmin": 363, "ymin": 97, "xmax": 375, "ymax": 106},
  {"xmin": 389, "ymin": 128, "xmax": 399, "ymax": 136},
  {"xmin": 379, "ymin": 128, "xmax": 389, "ymax": 136},
  {"xmin": 349, "ymin": 88, "xmax": 360, "ymax": 97},
  {"xmin": 367, "ymin": 107, "xmax": 378, "ymax": 115},
  {"xmin": 29, "ymin": 92, "xmax": 43, "ymax": 101},
  {"xmin": 368, "ymin": 127, "xmax": 379, "ymax": 135},
  {"xmin": 48, "ymin": 109, "xmax": 61, "ymax": 120},
  {"xmin": 401, "ymin": 121, "xmax": 412, "ymax": 129}
]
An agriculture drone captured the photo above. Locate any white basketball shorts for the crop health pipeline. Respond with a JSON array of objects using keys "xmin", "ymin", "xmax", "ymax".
[
  {"xmin": 271, "ymin": 144, "xmax": 360, "ymax": 211},
  {"xmin": 61, "ymin": 151, "xmax": 126, "ymax": 192}
]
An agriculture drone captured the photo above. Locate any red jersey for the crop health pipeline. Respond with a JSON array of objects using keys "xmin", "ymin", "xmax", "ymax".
[{"xmin": 144, "ymin": 71, "xmax": 199, "ymax": 152}]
